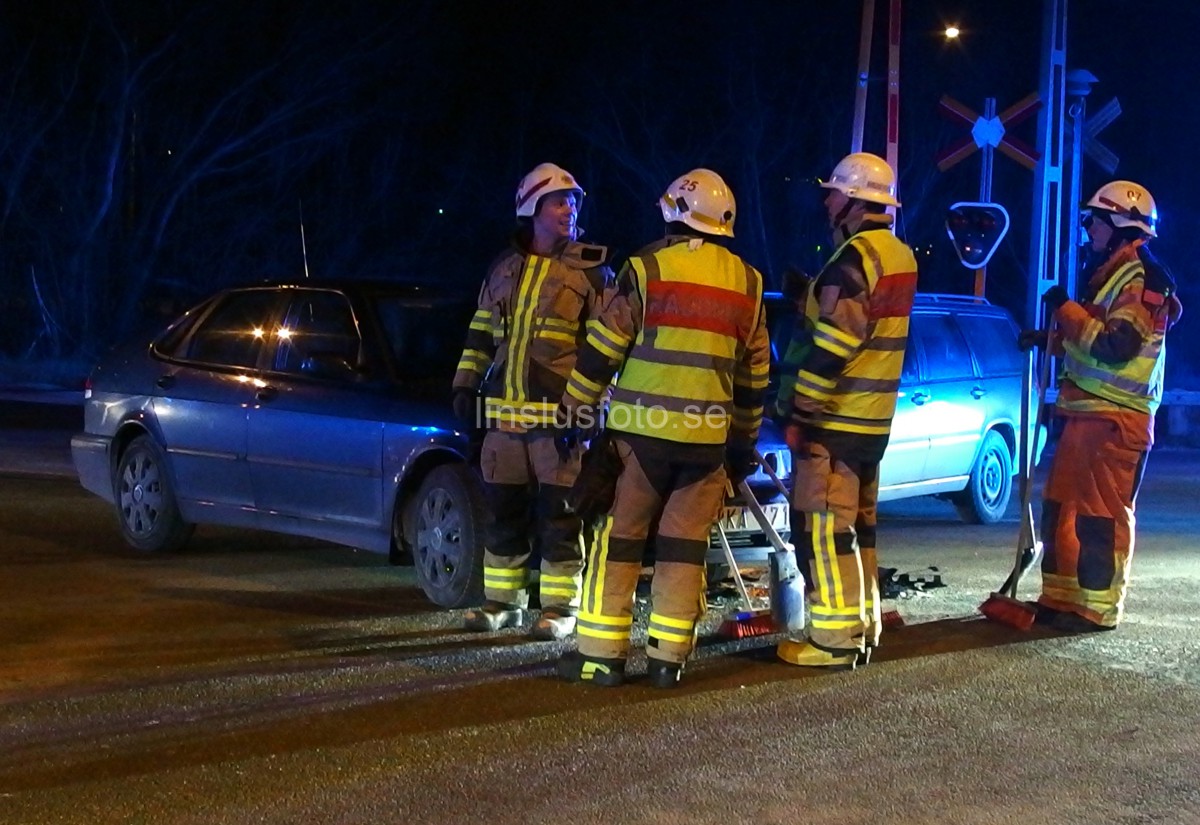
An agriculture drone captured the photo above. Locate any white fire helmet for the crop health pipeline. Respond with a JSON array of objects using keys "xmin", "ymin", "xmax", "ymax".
[
  {"xmin": 658, "ymin": 168, "xmax": 736, "ymax": 237},
  {"xmin": 514, "ymin": 163, "xmax": 584, "ymax": 218},
  {"xmin": 819, "ymin": 152, "xmax": 901, "ymax": 207},
  {"xmin": 1086, "ymin": 180, "xmax": 1157, "ymax": 237}
]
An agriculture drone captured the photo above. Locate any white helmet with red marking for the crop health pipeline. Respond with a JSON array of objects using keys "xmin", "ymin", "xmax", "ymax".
[{"xmin": 515, "ymin": 163, "xmax": 584, "ymax": 218}]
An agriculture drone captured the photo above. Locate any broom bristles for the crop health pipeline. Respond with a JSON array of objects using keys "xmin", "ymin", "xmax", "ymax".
[
  {"xmin": 979, "ymin": 592, "xmax": 1037, "ymax": 631},
  {"xmin": 717, "ymin": 611, "xmax": 778, "ymax": 639}
]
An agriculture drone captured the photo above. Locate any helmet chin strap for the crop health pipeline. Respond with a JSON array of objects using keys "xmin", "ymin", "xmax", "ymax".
[{"xmin": 832, "ymin": 199, "xmax": 858, "ymax": 244}]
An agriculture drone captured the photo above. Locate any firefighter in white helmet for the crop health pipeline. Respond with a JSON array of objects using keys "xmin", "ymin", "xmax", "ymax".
[
  {"xmin": 775, "ymin": 151, "xmax": 917, "ymax": 670},
  {"xmin": 452, "ymin": 162, "xmax": 616, "ymax": 640},
  {"xmin": 554, "ymin": 168, "xmax": 770, "ymax": 687},
  {"xmin": 1024, "ymin": 179, "xmax": 1182, "ymax": 631}
]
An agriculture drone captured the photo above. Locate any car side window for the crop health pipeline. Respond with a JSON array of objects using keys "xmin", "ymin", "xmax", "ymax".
[
  {"xmin": 182, "ymin": 291, "xmax": 278, "ymax": 368},
  {"xmin": 960, "ymin": 315, "xmax": 1022, "ymax": 376},
  {"xmin": 271, "ymin": 291, "xmax": 362, "ymax": 378},
  {"xmin": 913, "ymin": 313, "xmax": 974, "ymax": 381},
  {"xmin": 900, "ymin": 332, "xmax": 920, "ymax": 384}
]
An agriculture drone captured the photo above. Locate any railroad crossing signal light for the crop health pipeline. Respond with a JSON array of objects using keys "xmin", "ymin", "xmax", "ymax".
[{"xmin": 945, "ymin": 201, "xmax": 1010, "ymax": 270}]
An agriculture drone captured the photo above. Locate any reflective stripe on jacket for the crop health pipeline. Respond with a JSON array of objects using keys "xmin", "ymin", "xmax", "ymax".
[
  {"xmin": 793, "ymin": 229, "xmax": 917, "ymax": 436},
  {"xmin": 1059, "ymin": 257, "xmax": 1166, "ymax": 416},
  {"xmin": 454, "ymin": 239, "xmax": 614, "ymax": 427}
]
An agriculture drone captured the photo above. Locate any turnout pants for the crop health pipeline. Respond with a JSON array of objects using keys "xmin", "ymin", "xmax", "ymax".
[
  {"xmin": 478, "ymin": 428, "xmax": 584, "ymax": 611},
  {"xmin": 1039, "ymin": 414, "xmax": 1149, "ymax": 628},
  {"xmin": 791, "ymin": 441, "xmax": 881, "ymax": 654},
  {"xmin": 576, "ymin": 436, "xmax": 727, "ymax": 665}
]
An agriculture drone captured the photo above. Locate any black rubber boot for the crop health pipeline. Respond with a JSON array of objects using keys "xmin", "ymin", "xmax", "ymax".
[
  {"xmin": 556, "ymin": 651, "xmax": 626, "ymax": 687},
  {"xmin": 646, "ymin": 658, "xmax": 683, "ymax": 689}
]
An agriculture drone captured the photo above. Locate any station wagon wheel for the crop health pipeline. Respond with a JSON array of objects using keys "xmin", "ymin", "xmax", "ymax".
[
  {"xmin": 406, "ymin": 463, "xmax": 485, "ymax": 609},
  {"xmin": 953, "ymin": 430, "xmax": 1013, "ymax": 525},
  {"xmin": 113, "ymin": 434, "xmax": 194, "ymax": 552}
]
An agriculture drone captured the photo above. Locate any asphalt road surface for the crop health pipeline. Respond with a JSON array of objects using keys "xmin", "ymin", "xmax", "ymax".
[{"xmin": 1, "ymin": 415, "xmax": 1199, "ymax": 824}]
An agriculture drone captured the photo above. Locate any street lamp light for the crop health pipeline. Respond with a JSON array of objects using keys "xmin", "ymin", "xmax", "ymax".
[{"xmin": 944, "ymin": 25, "xmax": 961, "ymax": 39}]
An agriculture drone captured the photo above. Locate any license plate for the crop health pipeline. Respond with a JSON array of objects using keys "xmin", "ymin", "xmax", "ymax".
[{"xmin": 715, "ymin": 502, "xmax": 789, "ymax": 533}]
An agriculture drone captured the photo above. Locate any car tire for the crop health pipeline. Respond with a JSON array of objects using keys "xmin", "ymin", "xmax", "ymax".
[
  {"xmin": 952, "ymin": 430, "xmax": 1013, "ymax": 525},
  {"xmin": 407, "ymin": 463, "xmax": 486, "ymax": 609},
  {"xmin": 113, "ymin": 434, "xmax": 194, "ymax": 553}
]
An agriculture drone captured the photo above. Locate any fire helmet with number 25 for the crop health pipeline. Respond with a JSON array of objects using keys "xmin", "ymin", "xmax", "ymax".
[
  {"xmin": 659, "ymin": 168, "xmax": 736, "ymax": 238},
  {"xmin": 1086, "ymin": 180, "xmax": 1157, "ymax": 237},
  {"xmin": 514, "ymin": 163, "xmax": 585, "ymax": 219}
]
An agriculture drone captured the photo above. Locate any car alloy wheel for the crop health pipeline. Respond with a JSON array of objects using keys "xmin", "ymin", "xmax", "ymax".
[{"xmin": 407, "ymin": 464, "xmax": 485, "ymax": 608}]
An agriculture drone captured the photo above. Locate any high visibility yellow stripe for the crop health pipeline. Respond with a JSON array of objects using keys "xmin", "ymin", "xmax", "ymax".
[
  {"xmin": 569, "ymin": 371, "xmax": 606, "ymax": 396},
  {"xmin": 824, "ymin": 513, "xmax": 846, "ymax": 608},
  {"xmin": 586, "ymin": 332, "xmax": 627, "ymax": 362},
  {"xmin": 811, "ymin": 618, "xmax": 861, "ymax": 630},
  {"xmin": 649, "ymin": 612, "xmax": 693, "ymax": 630},
  {"xmin": 540, "ymin": 586, "xmax": 578, "ymax": 598},
  {"xmin": 535, "ymin": 330, "xmax": 576, "ymax": 344},
  {"xmin": 647, "ymin": 628, "xmax": 693, "ymax": 644},
  {"xmin": 583, "ymin": 516, "xmax": 612, "ymax": 616},
  {"xmin": 579, "ymin": 611, "xmax": 634, "ymax": 627},
  {"xmin": 505, "ymin": 257, "xmax": 550, "ymax": 403},
  {"xmin": 540, "ymin": 317, "xmax": 580, "ymax": 332},
  {"xmin": 484, "ymin": 566, "xmax": 525, "ymax": 579},
  {"xmin": 810, "ymin": 513, "xmax": 831, "ymax": 603},
  {"xmin": 483, "ymin": 577, "xmax": 526, "ymax": 591},
  {"xmin": 577, "ymin": 626, "xmax": 632, "ymax": 641}
]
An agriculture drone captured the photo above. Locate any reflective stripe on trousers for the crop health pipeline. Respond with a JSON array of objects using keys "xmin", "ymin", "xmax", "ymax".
[
  {"xmin": 1039, "ymin": 414, "xmax": 1148, "ymax": 627},
  {"xmin": 577, "ymin": 436, "xmax": 726, "ymax": 664},
  {"xmin": 790, "ymin": 441, "xmax": 881, "ymax": 652},
  {"xmin": 478, "ymin": 428, "xmax": 584, "ymax": 609}
]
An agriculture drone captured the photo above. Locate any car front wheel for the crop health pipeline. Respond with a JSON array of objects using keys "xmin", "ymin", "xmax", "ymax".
[
  {"xmin": 113, "ymin": 434, "xmax": 194, "ymax": 552},
  {"xmin": 952, "ymin": 430, "xmax": 1013, "ymax": 525},
  {"xmin": 406, "ymin": 463, "xmax": 485, "ymax": 608}
]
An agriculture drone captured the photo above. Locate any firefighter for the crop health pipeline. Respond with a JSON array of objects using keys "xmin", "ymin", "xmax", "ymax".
[
  {"xmin": 776, "ymin": 152, "xmax": 918, "ymax": 670},
  {"xmin": 452, "ymin": 162, "xmax": 616, "ymax": 641},
  {"xmin": 554, "ymin": 169, "xmax": 770, "ymax": 687},
  {"xmin": 1028, "ymin": 180, "xmax": 1182, "ymax": 632}
]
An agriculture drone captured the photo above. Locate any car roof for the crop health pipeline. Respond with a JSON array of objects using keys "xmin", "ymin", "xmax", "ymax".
[{"xmin": 763, "ymin": 290, "xmax": 1012, "ymax": 318}]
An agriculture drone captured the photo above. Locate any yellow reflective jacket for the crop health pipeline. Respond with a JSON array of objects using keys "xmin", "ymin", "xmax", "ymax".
[
  {"xmin": 1058, "ymin": 253, "xmax": 1168, "ymax": 416},
  {"xmin": 790, "ymin": 226, "xmax": 918, "ymax": 437},
  {"xmin": 454, "ymin": 237, "xmax": 615, "ymax": 427},
  {"xmin": 563, "ymin": 236, "xmax": 770, "ymax": 447}
]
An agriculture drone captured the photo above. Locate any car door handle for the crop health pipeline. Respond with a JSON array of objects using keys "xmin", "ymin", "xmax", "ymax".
[
  {"xmin": 255, "ymin": 386, "xmax": 278, "ymax": 403},
  {"xmin": 910, "ymin": 391, "xmax": 929, "ymax": 406},
  {"xmin": 971, "ymin": 387, "xmax": 986, "ymax": 399},
  {"xmin": 155, "ymin": 374, "xmax": 175, "ymax": 389}
]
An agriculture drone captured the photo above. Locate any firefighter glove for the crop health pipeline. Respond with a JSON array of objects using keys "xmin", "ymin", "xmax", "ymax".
[
  {"xmin": 555, "ymin": 425, "xmax": 580, "ymax": 463},
  {"xmin": 1017, "ymin": 328, "xmax": 1048, "ymax": 352},
  {"xmin": 451, "ymin": 388, "xmax": 477, "ymax": 425},
  {"xmin": 724, "ymin": 445, "xmax": 758, "ymax": 487},
  {"xmin": 1042, "ymin": 285, "xmax": 1070, "ymax": 311}
]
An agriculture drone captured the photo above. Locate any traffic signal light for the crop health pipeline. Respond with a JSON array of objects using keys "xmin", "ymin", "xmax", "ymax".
[{"xmin": 945, "ymin": 201, "xmax": 1010, "ymax": 269}]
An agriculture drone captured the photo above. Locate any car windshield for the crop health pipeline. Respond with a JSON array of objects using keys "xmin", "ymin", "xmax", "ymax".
[{"xmin": 372, "ymin": 293, "xmax": 474, "ymax": 382}]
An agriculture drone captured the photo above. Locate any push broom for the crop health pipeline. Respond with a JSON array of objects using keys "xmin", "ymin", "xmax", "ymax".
[
  {"xmin": 717, "ymin": 457, "xmax": 806, "ymax": 639},
  {"xmin": 979, "ymin": 335, "xmax": 1053, "ymax": 630}
]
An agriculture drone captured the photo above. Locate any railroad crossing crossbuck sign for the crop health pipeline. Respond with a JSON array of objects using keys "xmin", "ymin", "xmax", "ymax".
[{"xmin": 936, "ymin": 93, "xmax": 1042, "ymax": 171}]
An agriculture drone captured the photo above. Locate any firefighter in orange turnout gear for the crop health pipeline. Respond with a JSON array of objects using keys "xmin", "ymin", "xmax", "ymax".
[
  {"xmin": 555, "ymin": 169, "xmax": 770, "ymax": 687},
  {"xmin": 452, "ymin": 163, "xmax": 616, "ymax": 641},
  {"xmin": 776, "ymin": 153, "xmax": 918, "ymax": 669},
  {"xmin": 1031, "ymin": 180, "xmax": 1181, "ymax": 632}
]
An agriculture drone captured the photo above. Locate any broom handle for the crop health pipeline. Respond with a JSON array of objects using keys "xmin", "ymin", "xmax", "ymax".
[
  {"xmin": 714, "ymin": 522, "xmax": 754, "ymax": 610},
  {"xmin": 737, "ymin": 478, "xmax": 792, "ymax": 556},
  {"xmin": 1006, "ymin": 330, "xmax": 1054, "ymax": 596},
  {"xmin": 754, "ymin": 448, "xmax": 792, "ymax": 500}
]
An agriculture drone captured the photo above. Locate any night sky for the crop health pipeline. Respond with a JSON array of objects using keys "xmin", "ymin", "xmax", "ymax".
[{"xmin": 1, "ymin": 0, "xmax": 1196, "ymax": 384}]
